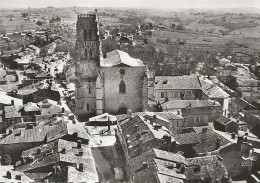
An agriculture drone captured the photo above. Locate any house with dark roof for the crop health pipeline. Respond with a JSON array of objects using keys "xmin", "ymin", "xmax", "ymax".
[
  {"xmin": 149, "ymin": 75, "xmax": 230, "ymax": 117},
  {"xmin": 152, "ymin": 75, "xmax": 203, "ymax": 102},
  {"xmin": 232, "ymin": 98, "xmax": 256, "ymax": 113},
  {"xmin": 185, "ymin": 155, "xmax": 230, "ymax": 182},
  {"xmin": 214, "ymin": 116, "xmax": 240, "ymax": 133},
  {"xmin": 0, "ymin": 125, "xmax": 56, "ymax": 164},
  {"xmin": 15, "ymin": 139, "xmax": 98, "ymax": 182},
  {"xmin": 173, "ymin": 128, "xmax": 231, "ymax": 158},
  {"xmin": 209, "ymin": 130, "xmax": 259, "ymax": 178},
  {"xmin": 116, "ymin": 114, "xmax": 178, "ymax": 177},
  {"xmin": 161, "ymin": 100, "xmax": 223, "ymax": 128},
  {"xmin": 128, "ymin": 148, "xmax": 187, "ymax": 183},
  {"xmin": 46, "ymin": 121, "xmax": 89, "ymax": 144}
]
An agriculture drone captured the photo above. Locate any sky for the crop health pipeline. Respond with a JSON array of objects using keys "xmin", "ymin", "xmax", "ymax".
[{"xmin": 0, "ymin": 0, "xmax": 260, "ymax": 9}]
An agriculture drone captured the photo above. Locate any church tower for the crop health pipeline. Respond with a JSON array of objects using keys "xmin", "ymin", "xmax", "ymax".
[{"xmin": 75, "ymin": 13, "xmax": 102, "ymax": 119}]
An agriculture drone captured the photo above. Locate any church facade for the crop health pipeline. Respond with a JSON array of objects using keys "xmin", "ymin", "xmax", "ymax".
[{"xmin": 73, "ymin": 13, "xmax": 148, "ymax": 119}]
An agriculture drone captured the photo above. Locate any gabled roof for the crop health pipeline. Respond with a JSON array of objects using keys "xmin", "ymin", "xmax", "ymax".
[
  {"xmin": 116, "ymin": 111, "xmax": 183, "ymax": 122},
  {"xmin": 17, "ymin": 139, "xmax": 98, "ymax": 182},
  {"xmin": 154, "ymin": 75, "xmax": 202, "ymax": 89},
  {"xmin": 233, "ymin": 98, "xmax": 256, "ymax": 110},
  {"xmin": 129, "ymin": 149, "xmax": 186, "ymax": 183},
  {"xmin": 118, "ymin": 115, "xmax": 172, "ymax": 158},
  {"xmin": 173, "ymin": 129, "xmax": 231, "ymax": 154},
  {"xmin": 46, "ymin": 121, "xmax": 89, "ymax": 143},
  {"xmin": 100, "ymin": 49, "xmax": 144, "ymax": 67},
  {"xmin": 23, "ymin": 102, "xmax": 40, "ymax": 112},
  {"xmin": 4, "ymin": 105, "xmax": 22, "ymax": 118},
  {"xmin": 0, "ymin": 90, "xmax": 23, "ymax": 107},
  {"xmin": 162, "ymin": 100, "xmax": 221, "ymax": 110},
  {"xmin": 0, "ymin": 125, "xmax": 56, "ymax": 145}
]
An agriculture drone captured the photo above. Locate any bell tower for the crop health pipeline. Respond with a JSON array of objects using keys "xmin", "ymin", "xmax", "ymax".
[
  {"xmin": 74, "ymin": 12, "xmax": 102, "ymax": 119},
  {"xmin": 75, "ymin": 13, "xmax": 102, "ymax": 62}
]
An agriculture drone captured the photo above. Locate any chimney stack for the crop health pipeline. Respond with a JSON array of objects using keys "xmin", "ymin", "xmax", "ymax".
[
  {"xmin": 216, "ymin": 137, "xmax": 221, "ymax": 149},
  {"xmin": 142, "ymin": 162, "xmax": 148, "ymax": 169},
  {"xmin": 138, "ymin": 136, "xmax": 143, "ymax": 154},
  {"xmin": 21, "ymin": 157, "xmax": 25, "ymax": 165},
  {"xmin": 150, "ymin": 115, "xmax": 156, "ymax": 125},
  {"xmin": 77, "ymin": 140, "xmax": 82, "ymax": 149},
  {"xmin": 127, "ymin": 109, "xmax": 132, "ymax": 119},
  {"xmin": 53, "ymin": 165, "xmax": 57, "ymax": 174},
  {"xmin": 77, "ymin": 163, "xmax": 83, "ymax": 172},
  {"xmin": 231, "ymin": 133, "xmax": 236, "ymax": 139},
  {"xmin": 6, "ymin": 171, "xmax": 11, "ymax": 179}
]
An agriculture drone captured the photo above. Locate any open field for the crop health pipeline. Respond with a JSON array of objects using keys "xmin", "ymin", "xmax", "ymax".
[
  {"xmin": 0, "ymin": 19, "xmax": 42, "ymax": 34},
  {"xmin": 229, "ymin": 26, "xmax": 260, "ymax": 38}
]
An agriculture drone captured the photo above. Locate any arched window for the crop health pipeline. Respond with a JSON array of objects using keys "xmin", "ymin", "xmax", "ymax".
[{"xmin": 119, "ymin": 81, "xmax": 126, "ymax": 94}]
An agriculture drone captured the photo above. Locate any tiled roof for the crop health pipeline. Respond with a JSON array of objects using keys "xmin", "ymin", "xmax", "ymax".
[
  {"xmin": 199, "ymin": 76, "xmax": 229, "ymax": 99},
  {"xmin": 162, "ymin": 100, "xmax": 220, "ymax": 110},
  {"xmin": 100, "ymin": 49, "xmax": 144, "ymax": 67},
  {"xmin": 35, "ymin": 71, "xmax": 53, "ymax": 78},
  {"xmin": 4, "ymin": 105, "xmax": 22, "ymax": 118},
  {"xmin": 185, "ymin": 155, "xmax": 228, "ymax": 181},
  {"xmin": 23, "ymin": 102, "xmax": 40, "ymax": 112},
  {"xmin": 154, "ymin": 75, "xmax": 202, "ymax": 89},
  {"xmin": 0, "ymin": 83, "xmax": 19, "ymax": 92},
  {"xmin": 173, "ymin": 132, "xmax": 200, "ymax": 145},
  {"xmin": 173, "ymin": 129, "xmax": 231, "ymax": 154},
  {"xmin": 0, "ymin": 125, "xmax": 56, "ymax": 145},
  {"xmin": 215, "ymin": 116, "xmax": 231, "ymax": 125},
  {"xmin": 118, "ymin": 115, "xmax": 173, "ymax": 157},
  {"xmin": 46, "ymin": 121, "xmax": 89, "ymax": 142},
  {"xmin": 0, "ymin": 90, "xmax": 23, "ymax": 107},
  {"xmin": 233, "ymin": 98, "xmax": 256, "ymax": 110},
  {"xmin": 116, "ymin": 111, "xmax": 183, "ymax": 122},
  {"xmin": 129, "ymin": 149, "xmax": 186, "ymax": 183},
  {"xmin": 17, "ymin": 139, "xmax": 97, "ymax": 180}
]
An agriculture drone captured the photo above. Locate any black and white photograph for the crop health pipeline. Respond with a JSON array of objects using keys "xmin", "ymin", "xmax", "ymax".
[{"xmin": 0, "ymin": 0, "xmax": 260, "ymax": 182}]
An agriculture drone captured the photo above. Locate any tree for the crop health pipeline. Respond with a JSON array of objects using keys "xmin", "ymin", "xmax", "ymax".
[
  {"xmin": 102, "ymin": 39, "xmax": 119, "ymax": 55},
  {"xmin": 218, "ymin": 75, "xmax": 238, "ymax": 91}
]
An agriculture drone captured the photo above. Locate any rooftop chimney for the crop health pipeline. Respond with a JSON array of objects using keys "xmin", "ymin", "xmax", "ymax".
[
  {"xmin": 138, "ymin": 136, "xmax": 143, "ymax": 154},
  {"xmin": 53, "ymin": 165, "xmax": 57, "ymax": 174},
  {"xmin": 231, "ymin": 133, "xmax": 236, "ymax": 139},
  {"xmin": 6, "ymin": 171, "xmax": 11, "ymax": 179},
  {"xmin": 142, "ymin": 162, "xmax": 148, "ymax": 169},
  {"xmin": 150, "ymin": 115, "xmax": 156, "ymax": 125},
  {"xmin": 61, "ymin": 148, "xmax": 66, "ymax": 154},
  {"xmin": 15, "ymin": 175, "xmax": 21, "ymax": 180},
  {"xmin": 127, "ymin": 109, "xmax": 132, "ymax": 119},
  {"xmin": 77, "ymin": 140, "xmax": 82, "ymax": 149},
  {"xmin": 36, "ymin": 147, "xmax": 41, "ymax": 154},
  {"xmin": 77, "ymin": 163, "xmax": 83, "ymax": 172}
]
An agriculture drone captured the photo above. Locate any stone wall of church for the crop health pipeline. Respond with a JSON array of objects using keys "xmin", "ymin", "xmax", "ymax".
[{"xmin": 101, "ymin": 66, "xmax": 147, "ymax": 114}]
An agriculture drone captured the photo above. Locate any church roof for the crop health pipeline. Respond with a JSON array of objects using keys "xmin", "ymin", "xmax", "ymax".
[{"xmin": 100, "ymin": 50, "xmax": 144, "ymax": 67}]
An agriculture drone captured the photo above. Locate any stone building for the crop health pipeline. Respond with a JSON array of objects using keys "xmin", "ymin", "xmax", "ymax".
[{"xmin": 72, "ymin": 13, "xmax": 148, "ymax": 119}]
